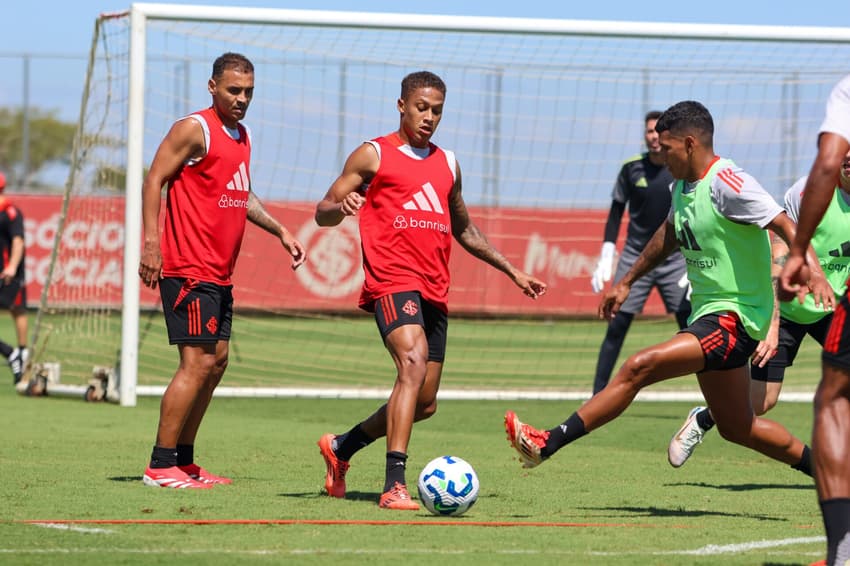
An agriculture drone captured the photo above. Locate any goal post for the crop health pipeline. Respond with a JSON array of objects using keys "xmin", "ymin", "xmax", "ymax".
[{"xmin": 32, "ymin": 3, "xmax": 850, "ymax": 406}]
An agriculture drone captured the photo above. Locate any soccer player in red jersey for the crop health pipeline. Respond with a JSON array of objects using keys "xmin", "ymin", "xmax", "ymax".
[
  {"xmin": 314, "ymin": 71, "xmax": 547, "ymax": 509},
  {"xmin": 138, "ymin": 53, "xmax": 306, "ymax": 489},
  {"xmin": 0, "ymin": 171, "xmax": 28, "ymax": 385}
]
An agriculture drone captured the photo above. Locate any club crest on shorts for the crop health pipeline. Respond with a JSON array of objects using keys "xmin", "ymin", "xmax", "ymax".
[
  {"xmin": 402, "ymin": 300, "xmax": 418, "ymax": 317},
  {"xmin": 206, "ymin": 316, "xmax": 218, "ymax": 334}
]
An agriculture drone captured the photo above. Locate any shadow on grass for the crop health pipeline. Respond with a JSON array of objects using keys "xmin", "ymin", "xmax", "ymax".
[
  {"xmin": 666, "ymin": 481, "xmax": 814, "ymax": 492},
  {"xmin": 278, "ymin": 490, "xmax": 382, "ymax": 503},
  {"xmin": 109, "ymin": 476, "xmax": 143, "ymax": 482},
  {"xmin": 579, "ymin": 505, "xmax": 786, "ymax": 521}
]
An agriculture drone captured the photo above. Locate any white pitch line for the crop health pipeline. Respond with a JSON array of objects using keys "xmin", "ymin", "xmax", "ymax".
[
  {"xmin": 131, "ymin": 385, "xmax": 816, "ymax": 403},
  {"xmin": 30, "ymin": 523, "xmax": 115, "ymax": 534},
  {"xmin": 661, "ymin": 536, "xmax": 825, "ymax": 556},
  {"xmin": 2, "ymin": 535, "xmax": 825, "ymax": 558}
]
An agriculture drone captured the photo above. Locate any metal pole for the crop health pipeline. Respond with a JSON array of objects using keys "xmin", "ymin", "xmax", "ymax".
[
  {"xmin": 492, "ymin": 68, "xmax": 502, "ymax": 207},
  {"xmin": 336, "ymin": 62, "xmax": 347, "ymax": 167},
  {"xmin": 183, "ymin": 59, "xmax": 190, "ymax": 116},
  {"xmin": 22, "ymin": 54, "xmax": 31, "ymax": 188}
]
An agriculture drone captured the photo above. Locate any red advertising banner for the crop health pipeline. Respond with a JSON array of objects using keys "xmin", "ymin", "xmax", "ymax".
[{"xmin": 17, "ymin": 195, "xmax": 667, "ymax": 316}]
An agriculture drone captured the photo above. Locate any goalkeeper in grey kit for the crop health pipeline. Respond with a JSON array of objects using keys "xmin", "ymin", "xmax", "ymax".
[{"xmin": 589, "ymin": 110, "xmax": 690, "ymax": 394}]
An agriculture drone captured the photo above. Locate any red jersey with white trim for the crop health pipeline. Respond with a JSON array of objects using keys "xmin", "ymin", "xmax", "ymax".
[
  {"xmin": 358, "ymin": 133, "xmax": 455, "ymax": 313},
  {"xmin": 160, "ymin": 106, "xmax": 251, "ymax": 285}
]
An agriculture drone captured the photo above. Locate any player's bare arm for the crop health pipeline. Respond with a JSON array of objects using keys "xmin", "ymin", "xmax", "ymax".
[
  {"xmin": 246, "ymin": 190, "xmax": 306, "ymax": 270},
  {"xmin": 781, "ymin": 132, "xmax": 849, "ymax": 301},
  {"xmin": 138, "ymin": 118, "xmax": 205, "ymax": 289},
  {"xmin": 599, "ymin": 220, "xmax": 677, "ymax": 320},
  {"xmin": 448, "ymin": 163, "xmax": 546, "ymax": 299},
  {"xmin": 315, "ymin": 143, "xmax": 378, "ymax": 226},
  {"xmin": 752, "ymin": 231, "xmax": 786, "ymax": 367},
  {"xmin": 768, "ymin": 210, "xmax": 834, "ymax": 311}
]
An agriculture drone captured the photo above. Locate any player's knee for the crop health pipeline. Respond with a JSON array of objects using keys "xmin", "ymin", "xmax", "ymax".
[
  {"xmin": 395, "ymin": 350, "xmax": 428, "ymax": 384},
  {"xmin": 754, "ymin": 396, "xmax": 777, "ymax": 415},
  {"xmin": 618, "ymin": 350, "xmax": 656, "ymax": 389},
  {"xmin": 714, "ymin": 419, "xmax": 752, "ymax": 445},
  {"xmin": 213, "ymin": 354, "xmax": 228, "ymax": 376},
  {"xmin": 415, "ymin": 398, "xmax": 438, "ymax": 421}
]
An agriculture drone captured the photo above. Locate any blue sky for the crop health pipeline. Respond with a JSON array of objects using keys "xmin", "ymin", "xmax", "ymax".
[
  {"xmin": 3, "ymin": 0, "xmax": 850, "ymax": 196},
  {"xmin": 0, "ymin": 0, "xmax": 850, "ymax": 119},
  {"xmin": 4, "ymin": 0, "xmax": 849, "ymax": 121}
]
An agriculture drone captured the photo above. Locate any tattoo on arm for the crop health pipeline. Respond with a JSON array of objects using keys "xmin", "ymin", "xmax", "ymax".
[
  {"xmin": 247, "ymin": 191, "xmax": 282, "ymax": 236},
  {"xmin": 457, "ymin": 222, "xmax": 514, "ymax": 275},
  {"xmin": 771, "ymin": 276, "xmax": 781, "ymax": 322}
]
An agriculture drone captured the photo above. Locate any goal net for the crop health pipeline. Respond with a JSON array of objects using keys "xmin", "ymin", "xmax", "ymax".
[{"xmin": 30, "ymin": 4, "xmax": 850, "ymax": 405}]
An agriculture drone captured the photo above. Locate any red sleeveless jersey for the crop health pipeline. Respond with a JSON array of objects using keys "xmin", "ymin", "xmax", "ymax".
[
  {"xmin": 160, "ymin": 107, "xmax": 251, "ymax": 285},
  {"xmin": 358, "ymin": 133, "xmax": 455, "ymax": 313}
]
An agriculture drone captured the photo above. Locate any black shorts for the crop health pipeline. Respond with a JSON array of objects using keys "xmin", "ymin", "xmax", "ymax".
[
  {"xmin": 373, "ymin": 291, "xmax": 448, "ymax": 362},
  {"xmin": 823, "ymin": 291, "xmax": 850, "ymax": 370},
  {"xmin": 679, "ymin": 311, "xmax": 758, "ymax": 372},
  {"xmin": 0, "ymin": 278, "xmax": 26, "ymax": 309},
  {"xmin": 751, "ymin": 314, "xmax": 832, "ymax": 382},
  {"xmin": 159, "ymin": 277, "xmax": 233, "ymax": 345}
]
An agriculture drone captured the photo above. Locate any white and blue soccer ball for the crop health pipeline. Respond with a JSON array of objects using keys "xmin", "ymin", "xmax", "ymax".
[{"xmin": 417, "ymin": 455, "xmax": 479, "ymax": 516}]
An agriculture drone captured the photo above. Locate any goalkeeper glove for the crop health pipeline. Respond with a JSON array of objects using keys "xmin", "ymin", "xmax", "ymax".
[
  {"xmin": 677, "ymin": 273, "xmax": 692, "ymax": 301},
  {"xmin": 591, "ymin": 241, "xmax": 616, "ymax": 293}
]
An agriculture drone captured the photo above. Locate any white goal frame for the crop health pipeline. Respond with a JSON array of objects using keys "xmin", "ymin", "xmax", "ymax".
[{"xmin": 117, "ymin": 3, "xmax": 850, "ymax": 406}]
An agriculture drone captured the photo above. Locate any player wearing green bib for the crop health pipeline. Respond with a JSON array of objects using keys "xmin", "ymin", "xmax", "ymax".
[
  {"xmin": 781, "ymin": 73, "xmax": 850, "ymax": 566},
  {"xmin": 668, "ymin": 163, "xmax": 850, "ymax": 468},
  {"xmin": 505, "ymin": 101, "xmax": 831, "ymax": 482}
]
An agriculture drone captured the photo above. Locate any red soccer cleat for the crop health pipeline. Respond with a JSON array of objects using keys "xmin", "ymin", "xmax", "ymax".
[
  {"xmin": 179, "ymin": 463, "xmax": 232, "ymax": 485},
  {"xmin": 142, "ymin": 466, "xmax": 212, "ymax": 489},
  {"xmin": 504, "ymin": 410, "xmax": 549, "ymax": 469},
  {"xmin": 379, "ymin": 482, "xmax": 420, "ymax": 510},
  {"xmin": 318, "ymin": 433, "xmax": 350, "ymax": 498}
]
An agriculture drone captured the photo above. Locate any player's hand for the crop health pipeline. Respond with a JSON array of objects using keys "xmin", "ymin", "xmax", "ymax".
[
  {"xmin": 591, "ymin": 242, "xmax": 616, "ymax": 293},
  {"xmin": 805, "ymin": 270, "xmax": 836, "ymax": 312},
  {"xmin": 751, "ymin": 320, "xmax": 779, "ymax": 368},
  {"xmin": 778, "ymin": 253, "xmax": 810, "ymax": 304},
  {"xmin": 599, "ymin": 282, "xmax": 630, "ymax": 320},
  {"xmin": 0, "ymin": 266, "xmax": 15, "ymax": 285},
  {"xmin": 339, "ymin": 191, "xmax": 365, "ymax": 216},
  {"xmin": 138, "ymin": 240, "xmax": 162, "ymax": 289},
  {"xmin": 281, "ymin": 231, "xmax": 306, "ymax": 270},
  {"xmin": 512, "ymin": 271, "xmax": 547, "ymax": 299}
]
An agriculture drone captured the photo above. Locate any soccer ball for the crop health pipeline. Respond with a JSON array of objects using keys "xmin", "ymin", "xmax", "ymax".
[{"xmin": 417, "ymin": 455, "xmax": 479, "ymax": 516}]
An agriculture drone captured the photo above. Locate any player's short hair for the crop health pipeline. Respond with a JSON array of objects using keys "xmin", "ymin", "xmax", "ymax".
[
  {"xmin": 655, "ymin": 101, "xmax": 714, "ymax": 146},
  {"xmin": 644, "ymin": 110, "xmax": 663, "ymax": 123},
  {"xmin": 400, "ymin": 71, "xmax": 447, "ymax": 100},
  {"xmin": 212, "ymin": 53, "xmax": 254, "ymax": 79}
]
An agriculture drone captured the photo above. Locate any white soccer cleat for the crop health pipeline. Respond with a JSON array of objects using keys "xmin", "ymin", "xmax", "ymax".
[
  {"xmin": 8, "ymin": 348, "xmax": 23, "ymax": 384},
  {"xmin": 668, "ymin": 406, "xmax": 708, "ymax": 468}
]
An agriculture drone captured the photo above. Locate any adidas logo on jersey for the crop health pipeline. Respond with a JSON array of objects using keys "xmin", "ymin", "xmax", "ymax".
[
  {"xmin": 828, "ymin": 241, "xmax": 850, "ymax": 258},
  {"xmin": 226, "ymin": 162, "xmax": 250, "ymax": 192},
  {"xmin": 402, "ymin": 182, "xmax": 444, "ymax": 214}
]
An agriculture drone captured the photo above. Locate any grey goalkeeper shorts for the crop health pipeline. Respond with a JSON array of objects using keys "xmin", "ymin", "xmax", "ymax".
[{"xmin": 613, "ymin": 245, "xmax": 689, "ymax": 315}]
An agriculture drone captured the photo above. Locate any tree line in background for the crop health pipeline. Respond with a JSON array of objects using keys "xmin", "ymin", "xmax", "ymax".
[{"xmin": 0, "ymin": 106, "xmax": 75, "ymax": 192}]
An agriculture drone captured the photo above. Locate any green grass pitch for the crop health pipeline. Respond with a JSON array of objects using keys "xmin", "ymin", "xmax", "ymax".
[{"xmin": 0, "ymin": 314, "xmax": 828, "ymax": 564}]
